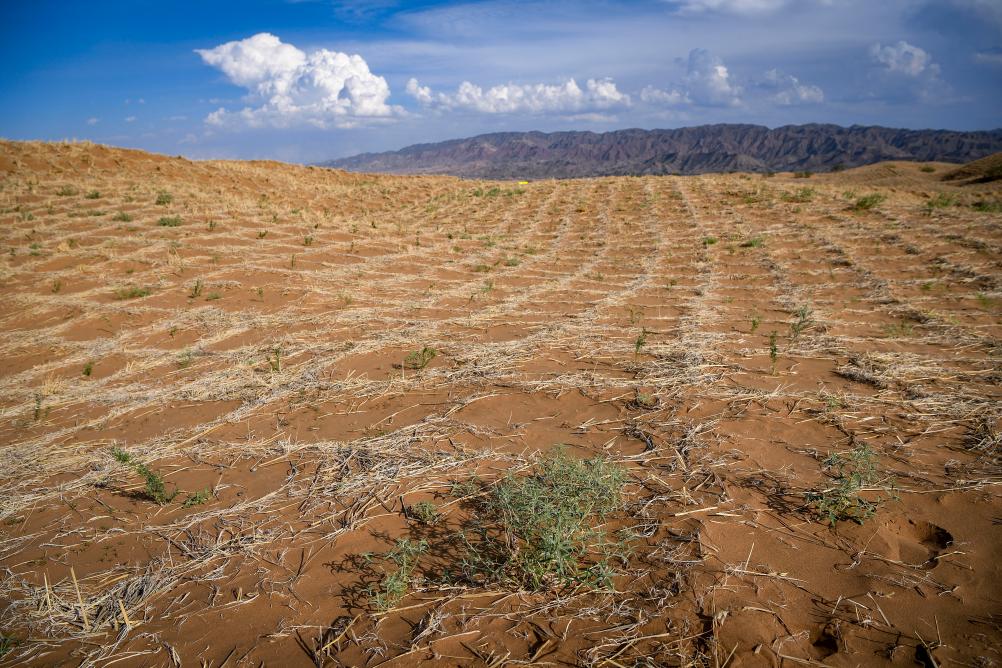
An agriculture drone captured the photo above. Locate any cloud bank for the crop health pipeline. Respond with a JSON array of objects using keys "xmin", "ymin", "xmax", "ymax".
[
  {"xmin": 870, "ymin": 41, "xmax": 938, "ymax": 78},
  {"xmin": 196, "ymin": 33, "xmax": 399, "ymax": 128},
  {"xmin": 405, "ymin": 77, "xmax": 630, "ymax": 114}
]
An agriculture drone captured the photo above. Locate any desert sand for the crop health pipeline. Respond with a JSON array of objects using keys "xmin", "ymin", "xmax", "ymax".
[{"xmin": 0, "ymin": 140, "xmax": 1000, "ymax": 666}]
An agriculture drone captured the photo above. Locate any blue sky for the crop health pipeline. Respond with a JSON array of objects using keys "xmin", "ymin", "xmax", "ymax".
[{"xmin": 1, "ymin": 0, "xmax": 1000, "ymax": 162}]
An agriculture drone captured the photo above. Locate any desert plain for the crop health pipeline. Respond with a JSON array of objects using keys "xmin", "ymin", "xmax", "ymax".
[{"xmin": 0, "ymin": 141, "xmax": 1000, "ymax": 667}]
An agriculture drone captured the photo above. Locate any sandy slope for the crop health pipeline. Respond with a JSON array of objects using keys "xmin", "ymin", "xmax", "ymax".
[{"xmin": 0, "ymin": 141, "xmax": 1000, "ymax": 667}]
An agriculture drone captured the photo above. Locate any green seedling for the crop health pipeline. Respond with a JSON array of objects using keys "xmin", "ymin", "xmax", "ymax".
[
  {"xmin": 769, "ymin": 331, "xmax": 778, "ymax": 374},
  {"xmin": 404, "ymin": 347, "xmax": 437, "ymax": 370},
  {"xmin": 111, "ymin": 448, "xmax": 179, "ymax": 506}
]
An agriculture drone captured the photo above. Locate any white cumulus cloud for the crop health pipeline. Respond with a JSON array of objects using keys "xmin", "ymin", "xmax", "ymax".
[
  {"xmin": 640, "ymin": 85, "xmax": 690, "ymax": 105},
  {"xmin": 405, "ymin": 77, "xmax": 630, "ymax": 114},
  {"xmin": 641, "ymin": 49, "xmax": 741, "ymax": 108},
  {"xmin": 684, "ymin": 49, "xmax": 741, "ymax": 106},
  {"xmin": 196, "ymin": 32, "xmax": 400, "ymax": 129},
  {"xmin": 760, "ymin": 69, "xmax": 824, "ymax": 105},
  {"xmin": 870, "ymin": 41, "xmax": 938, "ymax": 77}
]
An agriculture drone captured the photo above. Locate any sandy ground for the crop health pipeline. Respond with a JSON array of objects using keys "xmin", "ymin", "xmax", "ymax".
[{"xmin": 0, "ymin": 141, "xmax": 1000, "ymax": 667}]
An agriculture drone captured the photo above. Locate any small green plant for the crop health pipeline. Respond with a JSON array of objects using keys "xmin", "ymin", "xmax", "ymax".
[
  {"xmin": 112, "ymin": 211, "xmax": 133, "ymax": 222},
  {"xmin": 971, "ymin": 200, "xmax": 1002, "ymax": 213},
  {"xmin": 51, "ymin": 279, "xmax": 62, "ymax": 294},
  {"xmin": 155, "ymin": 191, "xmax": 173, "ymax": 206},
  {"xmin": 176, "ymin": 350, "xmax": 195, "ymax": 369},
  {"xmin": 257, "ymin": 230, "xmax": 268, "ymax": 239},
  {"xmin": 793, "ymin": 171, "xmax": 813, "ymax": 179},
  {"xmin": 158, "ymin": 216, "xmax": 181, "ymax": 227},
  {"xmin": 634, "ymin": 328, "xmax": 649, "ymax": 358},
  {"xmin": 404, "ymin": 346, "xmax": 437, "ymax": 370},
  {"xmin": 85, "ymin": 190, "xmax": 101, "ymax": 199},
  {"xmin": 919, "ymin": 165, "xmax": 935, "ymax": 173},
  {"xmin": 739, "ymin": 236, "xmax": 764, "ymax": 248},
  {"xmin": 925, "ymin": 193, "xmax": 957, "ymax": 211},
  {"xmin": 83, "ymin": 362, "xmax": 93, "ymax": 377},
  {"xmin": 630, "ymin": 390, "xmax": 657, "ymax": 409},
  {"xmin": 790, "ymin": 305, "xmax": 813, "ymax": 340},
  {"xmin": 452, "ymin": 451, "xmax": 628, "ymax": 591},
  {"xmin": 768, "ymin": 331, "xmax": 778, "ymax": 374},
  {"xmin": 303, "ymin": 235, "xmax": 314, "ymax": 246},
  {"xmin": 189, "ymin": 279, "xmax": 203, "ymax": 299},
  {"xmin": 207, "ymin": 220, "xmax": 217, "ymax": 231},
  {"xmin": 114, "ymin": 286, "xmax": 151, "ymax": 300},
  {"xmin": 851, "ymin": 193, "xmax": 886, "ymax": 211},
  {"xmin": 268, "ymin": 347, "xmax": 282, "ymax": 372},
  {"xmin": 407, "ymin": 500, "xmax": 441, "ymax": 525},
  {"xmin": 702, "ymin": 236, "xmax": 718, "ymax": 247},
  {"xmin": 205, "ymin": 291, "xmax": 221, "ymax": 301},
  {"xmin": 975, "ymin": 292, "xmax": 993, "ymax": 309},
  {"xmin": 33, "ymin": 394, "xmax": 47, "ymax": 422},
  {"xmin": 504, "ymin": 256, "xmax": 520, "ymax": 267},
  {"xmin": 0, "ymin": 633, "xmax": 17, "ymax": 658},
  {"xmin": 805, "ymin": 444, "xmax": 888, "ymax": 526},
  {"xmin": 56, "ymin": 185, "xmax": 78, "ymax": 196},
  {"xmin": 183, "ymin": 489, "xmax": 212, "ymax": 508},
  {"xmin": 750, "ymin": 314, "xmax": 761, "ymax": 334},
  {"xmin": 368, "ymin": 538, "xmax": 428, "ymax": 611},
  {"xmin": 884, "ymin": 321, "xmax": 915, "ymax": 337},
  {"xmin": 781, "ymin": 187, "xmax": 814, "ymax": 203},
  {"xmin": 111, "ymin": 448, "xmax": 179, "ymax": 505}
]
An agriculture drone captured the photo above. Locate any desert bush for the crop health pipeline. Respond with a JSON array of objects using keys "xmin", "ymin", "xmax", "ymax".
[
  {"xmin": 455, "ymin": 452, "xmax": 628, "ymax": 590},
  {"xmin": 805, "ymin": 444, "xmax": 890, "ymax": 525},
  {"xmin": 157, "ymin": 216, "xmax": 181, "ymax": 227},
  {"xmin": 404, "ymin": 346, "xmax": 437, "ymax": 369},
  {"xmin": 114, "ymin": 286, "xmax": 151, "ymax": 299},
  {"xmin": 851, "ymin": 193, "xmax": 886, "ymax": 210},
  {"xmin": 367, "ymin": 539, "xmax": 427, "ymax": 611},
  {"xmin": 112, "ymin": 448, "xmax": 178, "ymax": 505},
  {"xmin": 781, "ymin": 187, "xmax": 814, "ymax": 203}
]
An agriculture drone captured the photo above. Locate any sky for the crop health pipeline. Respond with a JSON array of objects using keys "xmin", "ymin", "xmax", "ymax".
[{"xmin": 1, "ymin": 0, "xmax": 1000, "ymax": 163}]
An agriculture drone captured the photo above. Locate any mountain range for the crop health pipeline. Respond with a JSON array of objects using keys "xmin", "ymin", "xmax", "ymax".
[{"xmin": 321, "ymin": 124, "xmax": 1002, "ymax": 179}]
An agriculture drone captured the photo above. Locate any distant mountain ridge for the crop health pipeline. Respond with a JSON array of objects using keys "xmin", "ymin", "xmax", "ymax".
[{"xmin": 320, "ymin": 124, "xmax": 1002, "ymax": 179}]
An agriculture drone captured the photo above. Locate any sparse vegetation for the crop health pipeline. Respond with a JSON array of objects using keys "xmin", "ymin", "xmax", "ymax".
[
  {"xmin": 805, "ymin": 444, "xmax": 890, "ymax": 525},
  {"xmin": 111, "ymin": 448, "xmax": 179, "ymax": 505},
  {"xmin": 157, "ymin": 216, "xmax": 181, "ymax": 227},
  {"xmin": 851, "ymin": 193, "xmax": 886, "ymax": 210},
  {"xmin": 114, "ymin": 285, "xmax": 151, "ymax": 299},
  {"xmin": 403, "ymin": 346, "xmax": 437, "ymax": 370}
]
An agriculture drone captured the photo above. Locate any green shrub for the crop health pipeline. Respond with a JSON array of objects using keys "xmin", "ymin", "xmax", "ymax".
[
  {"xmin": 112, "ymin": 448, "xmax": 179, "ymax": 505},
  {"xmin": 454, "ymin": 451, "xmax": 627, "ymax": 590},
  {"xmin": 403, "ymin": 347, "xmax": 436, "ymax": 370},
  {"xmin": 114, "ymin": 286, "xmax": 151, "ymax": 299},
  {"xmin": 157, "ymin": 216, "xmax": 181, "ymax": 227},
  {"xmin": 367, "ymin": 538, "xmax": 427, "ymax": 611},
  {"xmin": 851, "ymin": 193, "xmax": 886, "ymax": 210},
  {"xmin": 805, "ymin": 444, "xmax": 890, "ymax": 525}
]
